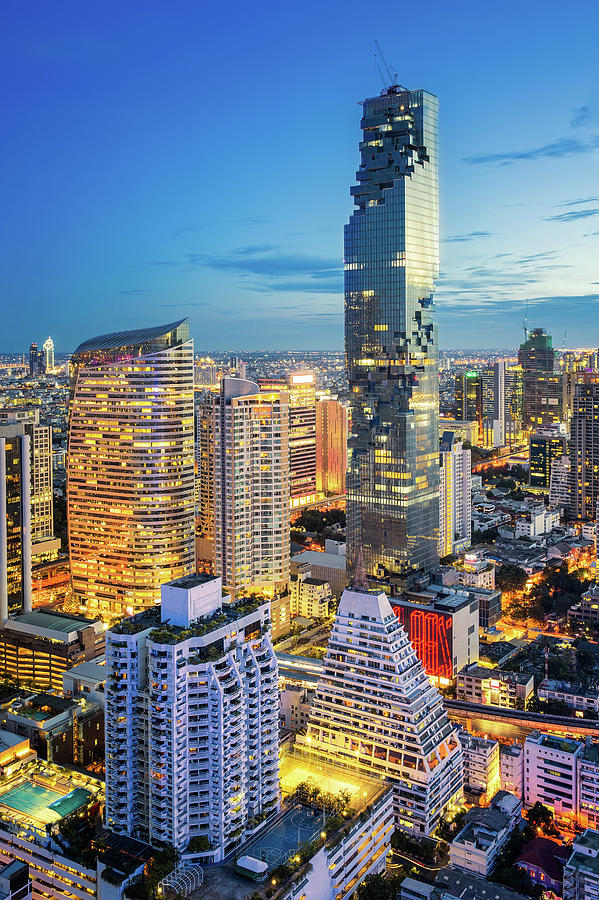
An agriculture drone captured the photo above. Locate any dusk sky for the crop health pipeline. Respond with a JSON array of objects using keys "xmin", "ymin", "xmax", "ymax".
[{"xmin": 2, "ymin": 0, "xmax": 598, "ymax": 352}]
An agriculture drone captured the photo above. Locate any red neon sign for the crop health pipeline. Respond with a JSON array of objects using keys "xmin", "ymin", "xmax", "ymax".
[{"xmin": 392, "ymin": 606, "xmax": 453, "ymax": 680}]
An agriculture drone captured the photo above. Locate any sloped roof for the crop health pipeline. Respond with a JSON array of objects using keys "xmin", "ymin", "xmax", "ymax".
[
  {"xmin": 73, "ymin": 319, "xmax": 187, "ymax": 354},
  {"xmin": 516, "ymin": 837, "xmax": 568, "ymax": 882}
]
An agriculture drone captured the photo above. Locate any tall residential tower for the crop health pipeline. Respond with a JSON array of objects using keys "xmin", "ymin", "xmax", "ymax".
[
  {"xmin": 345, "ymin": 85, "xmax": 439, "ymax": 588},
  {"xmin": 67, "ymin": 320, "xmax": 195, "ymax": 620}
]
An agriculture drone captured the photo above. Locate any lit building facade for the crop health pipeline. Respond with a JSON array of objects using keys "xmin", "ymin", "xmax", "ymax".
[
  {"xmin": 0, "ymin": 410, "xmax": 54, "ymax": 548},
  {"xmin": 530, "ymin": 426, "xmax": 567, "ymax": 489},
  {"xmin": 455, "ymin": 372, "xmax": 482, "ymax": 425},
  {"xmin": 258, "ymin": 373, "xmax": 317, "ymax": 508},
  {"xmin": 296, "ymin": 585, "xmax": 464, "ymax": 834},
  {"xmin": 67, "ymin": 319, "xmax": 195, "ymax": 620},
  {"xmin": 0, "ymin": 424, "xmax": 32, "ymax": 620},
  {"xmin": 345, "ymin": 85, "xmax": 440, "ymax": 589},
  {"xmin": 105, "ymin": 575, "xmax": 279, "ymax": 860},
  {"xmin": 42, "ymin": 337, "xmax": 54, "ymax": 373},
  {"xmin": 213, "ymin": 378, "xmax": 289, "ymax": 596},
  {"xmin": 315, "ymin": 397, "xmax": 348, "ymax": 496},
  {"xmin": 570, "ymin": 376, "xmax": 599, "ymax": 521},
  {"xmin": 519, "ymin": 329, "xmax": 562, "ymax": 426},
  {"xmin": 194, "ymin": 390, "xmax": 216, "ymax": 569},
  {"xmin": 439, "ymin": 433, "xmax": 472, "ymax": 558}
]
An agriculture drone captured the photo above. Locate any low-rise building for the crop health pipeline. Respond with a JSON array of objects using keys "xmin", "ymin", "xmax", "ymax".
[
  {"xmin": 456, "ymin": 550, "xmax": 496, "ymax": 591},
  {"xmin": 578, "ymin": 743, "xmax": 599, "ymax": 830},
  {"xmin": 279, "ymin": 685, "xmax": 314, "ymax": 733},
  {"xmin": 459, "ymin": 732, "xmax": 500, "ymax": 801},
  {"xmin": 290, "ymin": 549, "xmax": 349, "ymax": 598},
  {"xmin": 538, "ymin": 679, "xmax": 599, "ymax": 715},
  {"xmin": 0, "ymin": 692, "xmax": 104, "ymax": 767},
  {"xmin": 450, "ymin": 791, "xmax": 521, "ymax": 877},
  {"xmin": 500, "ymin": 744, "xmax": 524, "ymax": 798},
  {"xmin": 0, "ymin": 861, "xmax": 31, "ymax": 900},
  {"xmin": 402, "ymin": 870, "xmax": 529, "ymax": 900},
  {"xmin": 270, "ymin": 591, "xmax": 292, "ymax": 641},
  {"xmin": 524, "ymin": 732, "xmax": 582, "ymax": 817},
  {"xmin": 513, "ymin": 506, "xmax": 561, "ymax": 539},
  {"xmin": 289, "ymin": 572, "xmax": 331, "ymax": 619},
  {"xmin": 457, "ymin": 664, "xmax": 534, "ymax": 708},
  {"xmin": 569, "ymin": 584, "xmax": 599, "ymax": 628},
  {"xmin": 564, "ymin": 828, "xmax": 599, "ymax": 900},
  {"xmin": 516, "ymin": 836, "xmax": 568, "ymax": 894},
  {"xmin": 62, "ymin": 661, "xmax": 106, "ymax": 706},
  {"xmin": 0, "ymin": 611, "xmax": 105, "ymax": 691},
  {"xmin": 405, "ymin": 580, "xmax": 501, "ymax": 634}
]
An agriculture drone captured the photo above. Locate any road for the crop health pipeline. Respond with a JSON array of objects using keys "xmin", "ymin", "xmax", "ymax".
[{"xmin": 445, "ymin": 698, "xmax": 599, "ymax": 740}]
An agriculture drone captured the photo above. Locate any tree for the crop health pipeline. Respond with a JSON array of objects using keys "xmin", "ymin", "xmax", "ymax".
[
  {"xmin": 526, "ymin": 802, "xmax": 560, "ymax": 836},
  {"xmin": 357, "ymin": 872, "xmax": 406, "ymax": 900},
  {"xmin": 496, "ymin": 564, "xmax": 528, "ymax": 593}
]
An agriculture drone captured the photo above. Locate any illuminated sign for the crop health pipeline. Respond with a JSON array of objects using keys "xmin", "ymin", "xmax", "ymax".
[
  {"xmin": 393, "ymin": 604, "xmax": 453, "ymax": 680},
  {"xmin": 290, "ymin": 374, "xmax": 315, "ymax": 385}
]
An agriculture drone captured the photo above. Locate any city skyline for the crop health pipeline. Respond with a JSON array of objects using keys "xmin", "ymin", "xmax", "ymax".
[{"xmin": 1, "ymin": 0, "xmax": 598, "ymax": 352}]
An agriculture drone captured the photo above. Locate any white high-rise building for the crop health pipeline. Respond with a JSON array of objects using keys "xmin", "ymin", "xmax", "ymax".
[
  {"xmin": 105, "ymin": 574, "xmax": 279, "ymax": 860},
  {"xmin": 42, "ymin": 336, "xmax": 54, "ymax": 373},
  {"xmin": 439, "ymin": 433, "xmax": 472, "ymax": 558},
  {"xmin": 550, "ymin": 454, "xmax": 572, "ymax": 508},
  {"xmin": 214, "ymin": 378, "xmax": 289, "ymax": 595},
  {"xmin": 296, "ymin": 585, "xmax": 464, "ymax": 834}
]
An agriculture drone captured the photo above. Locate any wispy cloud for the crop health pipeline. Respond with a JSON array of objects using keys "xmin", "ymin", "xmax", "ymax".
[
  {"xmin": 174, "ymin": 215, "xmax": 272, "ymax": 236},
  {"xmin": 442, "ymin": 230, "xmax": 493, "ymax": 243},
  {"xmin": 571, "ymin": 105, "xmax": 591, "ymax": 128},
  {"xmin": 120, "ymin": 288, "xmax": 164, "ymax": 296},
  {"xmin": 464, "ymin": 135, "xmax": 599, "ymax": 166},
  {"xmin": 556, "ymin": 197, "xmax": 599, "ymax": 208},
  {"xmin": 545, "ymin": 208, "xmax": 599, "ymax": 223}
]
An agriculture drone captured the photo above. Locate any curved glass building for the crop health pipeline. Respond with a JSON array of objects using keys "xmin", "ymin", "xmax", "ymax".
[
  {"xmin": 345, "ymin": 85, "xmax": 440, "ymax": 589},
  {"xmin": 67, "ymin": 319, "xmax": 195, "ymax": 620}
]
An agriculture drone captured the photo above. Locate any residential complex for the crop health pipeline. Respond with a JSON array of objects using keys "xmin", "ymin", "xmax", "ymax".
[
  {"xmin": 524, "ymin": 732, "xmax": 582, "ymax": 817},
  {"xmin": 459, "ymin": 732, "xmax": 500, "ymax": 801},
  {"xmin": 450, "ymin": 790, "xmax": 521, "ymax": 877},
  {"xmin": 570, "ymin": 375, "xmax": 599, "ymax": 520},
  {"xmin": 296, "ymin": 585, "xmax": 464, "ymax": 834},
  {"xmin": 67, "ymin": 319, "xmax": 196, "ymax": 620},
  {"xmin": 439, "ymin": 433, "xmax": 472, "ymax": 558},
  {"xmin": 105, "ymin": 574, "xmax": 279, "ymax": 860},
  {"xmin": 457, "ymin": 664, "xmax": 534, "ymax": 709},
  {"xmin": 315, "ymin": 397, "xmax": 348, "ymax": 496},
  {"xmin": 0, "ymin": 424, "xmax": 32, "ymax": 619},
  {"xmin": 213, "ymin": 377, "xmax": 289, "ymax": 595},
  {"xmin": 345, "ymin": 84, "xmax": 440, "ymax": 588}
]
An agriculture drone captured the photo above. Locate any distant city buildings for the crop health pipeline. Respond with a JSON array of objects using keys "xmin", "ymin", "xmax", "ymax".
[
  {"xmin": 519, "ymin": 328, "xmax": 562, "ymax": 427},
  {"xmin": 457, "ymin": 664, "xmax": 534, "ymax": 709},
  {"xmin": 0, "ymin": 423, "xmax": 32, "ymax": 618},
  {"xmin": 296, "ymin": 585, "xmax": 464, "ymax": 834},
  {"xmin": 345, "ymin": 84, "xmax": 440, "ymax": 589},
  {"xmin": 42, "ymin": 337, "xmax": 54, "ymax": 373},
  {"xmin": 439, "ymin": 432, "xmax": 472, "ymax": 558},
  {"xmin": 105, "ymin": 574, "xmax": 279, "ymax": 860},
  {"xmin": 529, "ymin": 425, "xmax": 567, "ymax": 489},
  {"xmin": 67, "ymin": 319, "xmax": 196, "ymax": 620},
  {"xmin": 213, "ymin": 377, "xmax": 289, "ymax": 596}
]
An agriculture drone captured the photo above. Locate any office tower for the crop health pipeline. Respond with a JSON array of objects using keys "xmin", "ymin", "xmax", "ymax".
[
  {"xmin": 345, "ymin": 84, "xmax": 440, "ymax": 588},
  {"xmin": 213, "ymin": 378, "xmax": 289, "ymax": 595},
  {"xmin": 570, "ymin": 375, "xmax": 599, "ymax": 520},
  {"xmin": 439, "ymin": 432, "xmax": 472, "ymax": 558},
  {"xmin": 0, "ymin": 409, "xmax": 53, "ymax": 547},
  {"xmin": 297, "ymin": 585, "xmax": 463, "ymax": 833},
  {"xmin": 28, "ymin": 343, "xmax": 39, "ymax": 377},
  {"xmin": 0, "ymin": 424, "xmax": 32, "ymax": 620},
  {"xmin": 194, "ymin": 390, "xmax": 216, "ymax": 570},
  {"xmin": 518, "ymin": 328, "xmax": 562, "ymax": 426},
  {"xmin": 258, "ymin": 373, "xmax": 317, "ymax": 508},
  {"xmin": 505, "ymin": 364, "xmax": 523, "ymax": 432},
  {"xmin": 67, "ymin": 319, "xmax": 195, "ymax": 620},
  {"xmin": 315, "ymin": 397, "xmax": 348, "ymax": 495},
  {"xmin": 42, "ymin": 336, "xmax": 54, "ymax": 373},
  {"xmin": 105, "ymin": 574, "xmax": 279, "ymax": 859},
  {"xmin": 529, "ymin": 426, "xmax": 567, "ymax": 489},
  {"xmin": 455, "ymin": 371, "xmax": 482, "ymax": 424}
]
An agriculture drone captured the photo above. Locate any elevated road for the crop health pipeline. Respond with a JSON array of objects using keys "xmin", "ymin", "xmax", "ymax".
[{"xmin": 445, "ymin": 698, "xmax": 599, "ymax": 741}]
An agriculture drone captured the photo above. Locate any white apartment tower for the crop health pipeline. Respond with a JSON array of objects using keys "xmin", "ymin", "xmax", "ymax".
[
  {"xmin": 214, "ymin": 378, "xmax": 289, "ymax": 595},
  {"xmin": 439, "ymin": 432, "xmax": 472, "ymax": 558},
  {"xmin": 105, "ymin": 574, "xmax": 279, "ymax": 860},
  {"xmin": 296, "ymin": 585, "xmax": 464, "ymax": 834}
]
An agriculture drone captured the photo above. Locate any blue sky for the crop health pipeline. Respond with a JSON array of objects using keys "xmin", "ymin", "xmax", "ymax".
[{"xmin": 1, "ymin": 0, "xmax": 598, "ymax": 352}]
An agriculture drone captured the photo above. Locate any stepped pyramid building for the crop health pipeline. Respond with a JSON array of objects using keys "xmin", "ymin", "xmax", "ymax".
[{"xmin": 296, "ymin": 585, "xmax": 464, "ymax": 834}]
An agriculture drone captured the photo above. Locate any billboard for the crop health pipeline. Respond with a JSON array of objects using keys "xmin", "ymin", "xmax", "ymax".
[{"xmin": 392, "ymin": 603, "xmax": 453, "ymax": 681}]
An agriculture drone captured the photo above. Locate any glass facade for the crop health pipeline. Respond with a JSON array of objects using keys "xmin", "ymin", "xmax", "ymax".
[
  {"xmin": 67, "ymin": 319, "xmax": 196, "ymax": 621},
  {"xmin": 345, "ymin": 86, "xmax": 439, "ymax": 588}
]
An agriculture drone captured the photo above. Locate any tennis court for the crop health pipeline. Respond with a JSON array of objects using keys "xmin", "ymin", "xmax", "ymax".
[{"xmin": 240, "ymin": 804, "xmax": 327, "ymax": 868}]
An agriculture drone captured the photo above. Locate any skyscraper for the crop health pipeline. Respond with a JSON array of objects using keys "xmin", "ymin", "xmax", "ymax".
[
  {"xmin": 529, "ymin": 426, "xmax": 567, "ymax": 489},
  {"xmin": 345, "ymin": 84, "xmax": 440, "ymax": 588},
  {"xmin": 194, "ymin": 390, "xmax": 216, "ymax": 570},
  {"xmin": 439, "ymin": 432, "xmax": 472, "ymax": 558},
  {"xmin": 455, "ymin": 371, "xmax": 482, "ymax": 424},
  {"xmin": 42, "ymin": 337, "xmax": 54, "ymax": 373},
  {"xmin": 0, "ymin": 425, "xmax": 32, "ymax": 620},
  {"xmin": 0, "ymin": 410, "xmax": 53, "ymax": 547},
  {"xmin": 296, "ymin": 585, "xmax": 463, "ymax": 834},
  {"xmin": 570, "ymin": 375, "xmax": 599, "ymax": 520},
  {"xmin": 105, "ymin": 574, "xmax": 279, "ymax": 858},
  {"xmin": 67, "ymin": 319, "xmax": 195, "ymax": 620},
  {"xmin": 213, "ymin": 378, "xmax": 289, "ymax": 595},
  {"xmin": 28, "ymin": 343, "xmax": 39, "ymax": 377},
  {"xmin": 315, "ymin": 397, "xmax": 348, "ymax": 496},
  {"xmin": 518, "ymin": 328, "xmax": 562, "ymax": 426},
  {"xmin": 258, "ymin": 373, "xmax": 317, "ymax": 508}
]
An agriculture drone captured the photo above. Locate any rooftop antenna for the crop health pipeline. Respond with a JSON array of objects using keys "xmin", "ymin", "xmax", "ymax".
[{"xmin": 374, "ymin": 40, "xmax": 398, "ymax": 86}]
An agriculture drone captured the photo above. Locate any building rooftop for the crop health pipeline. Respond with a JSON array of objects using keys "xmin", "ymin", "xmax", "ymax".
[
  {"xmin": 516, "ymin": 836, "xmax": 567, "ymax": 882},
  {"xmin": 165, "ymin": 572, "xmax": 216, "ymax": 590},
  {"xmin": 433, "ymin": 867, "xmax": 529, "ymax": 900},
  {"xmin": 4, "ymin": 610, "xmax": 98, "ymax": 638},
  {"xmin": 526, "ymin": 732, "xmax": 581, "ymax": 754},
  {"xmin": 72, "ymin": 319, "xmax": 188, "ymax": 355},
  {"xmin": 459, "ymin": 664, "xmax": 531, "ymax": 685},
  {"xmin": 63, "ymin": 661, "xmax": 106, "ymax": 682},
  {"xmin": 291, "ymin": 550, "xmax": 347, "ymax": 571}
]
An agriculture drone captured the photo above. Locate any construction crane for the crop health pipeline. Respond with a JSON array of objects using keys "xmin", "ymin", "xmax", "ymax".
[{"xmin": 374, "ymin": 40, "xmax": 398, "ymax": 87}]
